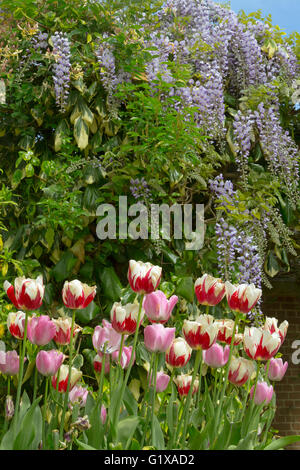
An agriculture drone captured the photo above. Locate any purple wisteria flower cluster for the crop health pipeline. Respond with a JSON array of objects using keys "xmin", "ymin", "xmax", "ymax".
[
  {"xmin": 130, "ymin": 177, "xmax": 151, "ymax": 201},
  {"xmin": 32, "ymin": 32, "xmax": 48, "ymax": 51},
  {"xmin": 51, "ymin": 32, "xmax": 71, "ymax": 112}
]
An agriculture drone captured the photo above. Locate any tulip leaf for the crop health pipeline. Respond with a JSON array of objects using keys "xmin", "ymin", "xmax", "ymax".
[
  {"xmin": 264, "ymin": 434, "xmax": 300, "ymax": 450},
  {"xmin": 152, "ymin": 414, "xmax": 165, "ymax": 450},
  {"xmin": 13, "ymin": 396, "xmax": 42, "ymax": 450},
  {"xmin": 117, "ymin": 416, "xmax": 140, "ymax": 450},
  {"xmin": 74, "ymin": 439, "xmax": 97, "ymax": 450}
]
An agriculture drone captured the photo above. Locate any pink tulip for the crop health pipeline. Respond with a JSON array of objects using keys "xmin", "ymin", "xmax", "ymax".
[
  {"xmin": 128, "ymin": 260, "xmax": 162, "ymax": 294},
  {"xmin": 52, "ymin": 365, "xmax": 82, "ymax": 392},
  {"xmin": 250, "ymin": 381, "xmax": 273, "ymax": 405},
  {"xmin": 228, "ymin": 356, "xmax": 255, "ymax": 386},
  {"xmin": 27, "ymin": 315, "xmax": 56, "ymax": 346},
  {"xmin": 0, "ymin": 350, "xmax": 26, "ymax": 376},
  {"xmin": 264, "ymin": 317, "xmax": 288, "ymax": 345},
  {"xmin": 155, "ymin": 371, "xmax": 170, "ymax": 392},
  {"xmin": 174, "ymin": 374, "xmax": 199, "ymax": 397},
  {"xmin": 62, "ymin": 280, "xmax": 96, "ymax": 309},
  {"xmin": 182, "ymin": 315, "xmax": 218, "ymax": 350},
  {"xmin": 166, "ymin": 338, "xmax": 192, "ymax": 368},
  {"xmin": 69, "ymin": 386, "xmax": 89, "ymax": 407},
  {"xmin": 202, "ymin": 343, "xmax": 230, "ymax": 368},
  {"xmin": 110, "ymin": 302, "xmax": 144, "ymax": 335},
  {"xmin": 194, "ymin": 274, "xmax": 225, "ymax": 306},
  {"xmin": 143, "ymin": 290, "xmax": 178, "ymax": 324},
  {"xmin": 93, "ymin": 352, "xmax": 110, "ymax": 375},
  {"xmin": 144, "ymin": 324, "xmax": 175, "ymax": 353},
  {"xmin": 243, "ymin": 326, "xmax": 281, "ymax": 361},
  {"xmin": 7, "ymin": 311, "xmax": 26, "ymax": 340},
  {"xmin": 4, "ymin": 275, "xmax": 44, "ymax": 310},
  {"xmin": 36, "ymin": 350, "xmax": 64, "ymax": 377},
  {"xmin": 53, "ymin": 317, "xmax": 81, "ymax": 345},
  {"xmin": 101, "ymin": 405, "xmax": 107, "ymax": 425},
  {"xmin": 225, "ymin": 281, "xmax": 262, "ymax": 314},
  {"xmin": 267, "ymin": 358, "xmax": 288, "ymax": 381},
  {"xmin": 111, "ymin": 346, "xmax": 135, "ymax": 369},
  {"xmin": 92, "ymin": 319, "xmax": 122, "ymax": 354}
]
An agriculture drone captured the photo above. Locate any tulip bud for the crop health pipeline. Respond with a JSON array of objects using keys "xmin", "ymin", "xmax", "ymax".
[
  {"xmin": 27, "ymin": 315, "xmax": 56, "ymax": 346},
  {"xmin": 267, "ymin": 358, "xmax": 288, "ymax": 381},
  {"xmin": 4, "ymin": 276, "xmax": 44, "ymax": 311},
  {"xmin": 7, "ymin": 311, "xmax": 26, "ymax": 340},
  {"xmin": 203, "ymin": 343, "xmax": 230, "ymax": 368},
  {"xmin": 51, "ymin": 365, "xmax": 82, "ymax": 392},
  {"xmin": 155, "ymin": 371, "xmax": 170, "ymax": 392},
  {"xmin": 62, "ymin": 280, "xmax": 96, "ymax": 309},
  {"xmin": 101, "ymin": 405, "xmax": 107, "ymax": 425},
  {"xmin": 53, "ymin": 317, "xmax": 81, "ymax": 346},
  {"xmin": 143, "ymin": 290, "xmax": 178, "ymax": 324},
  {"xmin": 36, "ymin": 350, "xmax": 64, "ymax": 377},
  {"xmin": 174, "ymin": 374, "xmax": 199, "ymax": 397},
  {"xmin": 93, "ymin": 353, "xmax": 110, "ymax": 375},
  {"xmin": 194, "ymin": 274, "xmax": 225, "ymax": 306},
  {"xmin": 250, "ymin": 381, "xmax": 273, "ymax": 405},
  {"xmin": 228, "ymin": 356, "xmax": 255, "ymax": 386},
  {"xmin": 144, "ymin": 324, "xmax": 176, "ymax": 353},
  {"xmin": 243, "ymin": 326, "xmax": 281, "ymax": 361},
  {"xmin": 225, "ymin": 281, "xmax": 262, "ymax": 314},
  {"xmin": 110, "ymin": 302, "xmax": 144, "ymax": 335},
  {"xmin": 166, "ymin": 337, "xmax": 192, "ymax": 368},
  {"xmin": 128, "ymin": 260, "xmax": 162, "ymax": 294},
  {"xmin": 5, "ymin": 395, "xmax": 14, "ymax": 421},
  {"xmin": 182, "ymin": 315, "xmax": 218, "ymax": 350}
]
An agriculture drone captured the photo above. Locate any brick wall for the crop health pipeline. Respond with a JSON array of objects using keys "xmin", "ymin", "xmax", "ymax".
[{"xmin": 263, "ymin": 278, "xmax": 300, "ymax": 450}]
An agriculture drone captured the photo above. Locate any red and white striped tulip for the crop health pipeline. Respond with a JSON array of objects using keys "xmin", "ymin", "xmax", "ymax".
[
  {"xmin": 51, "ymin": 365, "xmax": 82, "ymax": 392},
  {"xmin": 143, "ymin": 290, "xmax": 178, "ymax": 324},
  {"xmin": 267, "ymin": 358, "xmax": 288, "ymax": 382},
  {"xmin": 128, "ymin": 260, "xmax": 162, "ymax": 294},
  {"xmin": 144, "ymin": 323, "xmax": 176, "ymax": 353},
  {"xmin": 4, "ymin": 275, "xmax": 44, "ymax": 310},
  {"xmin": 27, "ymin": 315, "xmax": 56, "ymax": 346},
  {"xmin": 215, "ymin": 319, "xmax": 243, "ymax": 346},
  {"xmin": 53, "ymin": 317, "xmax": 81, "ymax": 346},
  {"xmin": 250, "ymin": 381, "xmax": 273, "ymax": 405},
  {"xmin": 182, "ymin": 314, "xmax": 218, "ymax": 350},
  {"xmin": 228, "ymin": 356, "xmax": 255, "ymax": 386},
  {"xmin": 7, "ymin": 311, "xmax": 26, "ymax": 340},
  {"xmin": 263, "ymin": 317, "xmax": 288, "ymax": 345},
  {"xmin": 202, "ymin": 343, "xmax": 230, "ymax": 368},
  {"xmin": 174, "ymin": 374, "xmax": 199, "ymax": 397},
  {"xmin": 110, "ymin": 302, "xmax": 145, "ymax": 335},
  {"xmin": 194, "ymin": 274, "xmax": 225, "ymax": 306},
  {"xmin": 62, "ymin": 280, "xmax": 96, "ymax": 309},
  {"xmin": 36, "ymin": 349, "xmax": 64, "ymax": 377},
  {"xmin": 243, "ymin": 326, "xmax": 282, "ymax": 361},
  {"xmin": 166, "ymin": 337, "xmax": 192, "ymax": 368},
  {"xmin": 225, "ymin": 281, "xmax": 262, "ymax": 314},
  {"xmin": 93, "ymin": 352, "xmax": 110, "ymax": 375}
]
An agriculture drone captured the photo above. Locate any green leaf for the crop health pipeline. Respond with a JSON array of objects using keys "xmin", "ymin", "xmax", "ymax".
[
  {"xmin": 74, "ymin": 439, "xmax": 97, "ymax": 450},
  {"xmin": 176, "ymin": 276, "xmax": 194, "ymax": 303},
  {"xmin": 99, "ymin": 266, "xmax": 122, "ymax": 302},
  {"xmin": 74, "ymin": 116, "xmax": 89, "ymax": 150},
  {"xmin": 152, "ymin": 414, "xmax": 165, "ymax": 450},
  {"xmin": 76, "ymin": 301, "xmax": 99, "ymax": 324},
  {"xmin": 51, "ymin": 251, "xmax": 78, "ymax": 282},
  {"xmin": 117, "ymin": 416, "xmax": 140, "ymax": 449},
  {"xmin": 264, "ymin": 435, "xmax": 300, "ymax": 450}
]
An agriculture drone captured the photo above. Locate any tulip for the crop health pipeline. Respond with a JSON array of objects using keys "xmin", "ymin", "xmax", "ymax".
[
  {"xmin": 250, "ymin": 381, "xmax": 273, "ymax": 405},
  {"xmin": 110, "ymin": 302, "xmax": 145, "ymax": 335},
  {"xmin": 36, "ymin": 350, "xmax": 64, "ymax": 377},
  {"xmin": 52, "ymin": 365, "xmax": 82, "ymax": 392},
  {"xmin": 225, "ymin": 281, "xmax": 262, "ymax": 314},
  {"xmin": 194, "ymin": 274, "xmax": 225, "ymax": 306},
  {"xmin": 4, "ymin": 275, "xmax": 44, "ymax": 310},
  {"xmin": 202, "ymin": 343, "xmax": 230, "ymax": 368},
  {"xmin": 155, "ymin": 371, "xmax": 170, "ymax": 393},
  {"xmin": 243, "ymin": 326, "xmax": 281, "ymax": 361},
  {"xmin": 143, "ymin": 290, "xmax": 178, "ymax": 324},
  {"xmin": 0, "ymin": 350, "xmax": 25, "ymax": 376},
  {"xmin": 92, "ymin": 319, "xmax": 122, "ymax": 354},
  {"xmin": 27, "ymin": 315, "xmax": 56, "ymax": 346},
  {"xmin": 267, "ymin": 358, "xmax": 288, "ymax": 381},
  {"xmin": 101, "ymin": 405, "xmax": 107, "ymax": 425},
  {"xmin": 174, "ymin": 374, "xmax": 199, "ymax": 397},
  {"xmin": 53, "ymin": 317, "xmax": 81, "ymax": 345},
  {"xmin": 7, "ymin": 311, "xmax": 26, "ymax": 340},
  {"xmin": 144, "ymin": 324, "xmax": 176, "ymax": 353},
  {"xmin": 215, "ymin": 319, "xmax": 243, "ymax": 346},
  {"xmin": 93, "ymin": 352, "xmax": 110, "ymax": 375},
  {"xmin": 69, "ymin": 385, "xmax": 89, "ymax": 407},
  {"xmin": 263, "ymin": 317, "xmax": 288, "ymax": 345},
  {"xmin": 62, "ymin": 280, "xmax": 96, "ymax": 309},
  {"xmin": 166, "ymin": 337, "xmax": 192, "ymax": 368},
  {"xmin": 111, "ymin": 346, "xmax": 135, "ymax": 369},
  {"xmin": 182, "ymin": 314, "xmax": 218, "ymax": 350},
  {"xmin": 228, "ymin": 356, "xmax": 255, "ymax": 386},
  {"xmin": 128, "ymin": 260, "xmax": 162, "ymax": 294}
]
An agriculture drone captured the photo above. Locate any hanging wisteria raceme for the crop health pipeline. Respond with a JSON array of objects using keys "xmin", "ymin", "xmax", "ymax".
[
  {"xmin": 232, "ymin": 109, "xmax": 255, "ymax": 182},
  {"xmin": 51, "ymin": 32, "xmax": 71, "ymax": 112},
  {"xmin": 32, "ymin": 31, "xmax": 48, "ymax": 51}
]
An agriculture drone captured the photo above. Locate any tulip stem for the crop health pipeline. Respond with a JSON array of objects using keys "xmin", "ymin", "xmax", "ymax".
[
  {"xmin": 97, "ymin": 344, "xmax": 107, "ymax": 408},
  {"xmin": 59, "ymin": 309, "xmax": 76, "ymax": 440},
  {"xmin": 151, "ymin": 352, "xmax": 158, "ymax": 447},
  {"xmin": 112, "ymin": 293, "xmax": 144, "ymax": 432},
  {"xmin": 13, "ymin": 310, "xmax": 29, "ymax": 431},
  {"xmin": 42, "ymin": 377, "xmax": 49, "ymax": 449},
  {"xmin": 176, "ymin": 349, "xmax": 202, "ymax": 447}
]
